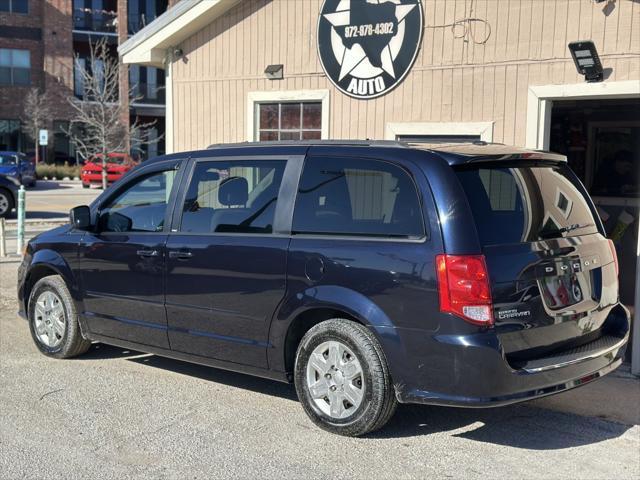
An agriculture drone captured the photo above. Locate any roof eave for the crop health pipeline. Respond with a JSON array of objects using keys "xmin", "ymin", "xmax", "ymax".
[{"xmin": 119, "ymin": 0, "xmax": 241, "ymax": 68}]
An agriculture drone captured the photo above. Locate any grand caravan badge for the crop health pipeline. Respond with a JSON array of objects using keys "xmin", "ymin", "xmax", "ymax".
[{"xmin": 317, "ymin": 0, "xmax": 424, "ymax": 99}]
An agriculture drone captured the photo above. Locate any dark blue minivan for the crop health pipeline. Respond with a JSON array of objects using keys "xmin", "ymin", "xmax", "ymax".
[{"xmin": 17, "ymin": 141, "xmax": 630, "ymax": 436}]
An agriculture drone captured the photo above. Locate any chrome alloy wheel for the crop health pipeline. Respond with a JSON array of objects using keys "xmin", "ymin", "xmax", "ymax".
[
  {"xmin": 0, "ymin": 193, "xmax": 9, "ymax": 216},
  {"xmin": 306, "ymin": 340, "xmax": 365, "ymax": 419},
  {"xmin": 33, "ymin": 291, "xmax": 66, "ymax": 348}
]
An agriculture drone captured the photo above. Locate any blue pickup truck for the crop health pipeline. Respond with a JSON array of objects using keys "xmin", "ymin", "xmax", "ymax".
[{"xmin": 0, "ymin": 151, "xmax": 36, "ymax": 188}]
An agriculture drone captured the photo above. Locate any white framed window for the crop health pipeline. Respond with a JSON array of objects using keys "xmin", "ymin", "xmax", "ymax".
[
  {"xmin": 385, "ymin": 122, "xmax": 494, "ymax": 143},
  {"xmin": 256, "ymin": 102, "xmax": 322, "ymax": 141},
  {"xmin": 0, "ymin": 48, "xmax": 30, "ymax": 86},
  {"xmin": 247, "ymin": 90, "xmax": 330, "ymax": 141}
]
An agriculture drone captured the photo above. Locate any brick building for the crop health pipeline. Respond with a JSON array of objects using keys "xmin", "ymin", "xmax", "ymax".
[{"xmin": 0, "ymin": 0, "xmax": 173, "ymax": 162}]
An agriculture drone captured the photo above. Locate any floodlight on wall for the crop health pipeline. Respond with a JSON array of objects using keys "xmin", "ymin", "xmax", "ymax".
[
  {"xmin": 568, "ymin": 41, "xmax": 604, "ymax": 82},
  {"xmin": 264, "ymin": 64, "xmax": 284, "ymax": 80}
]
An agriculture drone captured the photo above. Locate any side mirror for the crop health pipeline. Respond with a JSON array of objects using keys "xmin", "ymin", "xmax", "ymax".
[{"xmin": 70, "ymin": 205, "xmax": 91, "ymax": 230}]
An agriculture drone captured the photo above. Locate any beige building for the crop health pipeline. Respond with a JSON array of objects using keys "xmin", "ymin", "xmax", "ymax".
[
  {"xmin": 120, "ymin": 0, "xmax": 639, "ymax": 371},
  {"xmin": 119, "ymin": 0, "xmax": 640, "ymax": 150}
]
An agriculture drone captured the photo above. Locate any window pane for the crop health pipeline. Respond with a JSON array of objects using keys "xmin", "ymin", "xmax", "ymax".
[
  {"xmin": 293, "ymin": 157, "xmax": 424, "ymax": 238},
  {"xmin": 129, "ymin": 64, "xmax": 140, "ymax": 84},
  {"xmin": 0, "ymin": 0, "xmax": 9, "ymax": 12},
  {"xmin": 98, "ymin": 170, "xmax": 175, "ymax": 232},
  {"xmin": 455, "ymin": 166, "xmax": 599, "ymax": 245},
  {"xmin": 280, "ymin": 103, "xmax": 301, "ymax": 129},
  {"xmin": 180, "ymin": 160, "xmax": 287, "ymax": 234},
  {"xmin": 0, "ymin": 119, "xmax": 20, "ymax": 150},
  {"xmin": 280, "ymin": 131, "xmax": 300, "ymax": 141},
  {"xmin": 259, "ymin": 103, "xmax": 278, "ymax": 129},
  {"xmin": 396, "ymin": 134, "xmax": 480, "ymax": 144},
  {"xmin": 256, "ymin": 101, "xmax": 323, "ymax": 141},
  {"xmin": 13, "ymin": 0, "xmax": 28, "ymax": 13},
  {"xmin": 302, "ymin": 103, "xmax": 321, "ymax": 129},
  {"xmin": 0, "ymin": 119, "xmax": 19, "ymax": 134},
  {"xmin": 0, "ymin": 67, "xmax": 10, "ymax": 84},
  {"xmin": 478, "ymin": 169, "xmax": 516, "ymax": 211},
  {"xmin": 302, "ymin": 130, "xmax": 321, "ymax": 140},
  {"xmin": 74, "ymin": 58, "xmax": 85, "ymax": 97},
  {"xmin": 93, "ymin": 59, "xmax": 105, "ymax": 91},
  {"xmin": 0, "ymin": 50, "xmax": 10, "ymax": 67},
  {"xmin": 12, "ymin": 50, "xmax": 30, "ymax": 68},
  {"xmin": 259, "ymin": 131, "xmax": 278, "ymax": 141},
  {"xmin": 12, "ymin": 68, "xmax": 30, "ymax": 85}
]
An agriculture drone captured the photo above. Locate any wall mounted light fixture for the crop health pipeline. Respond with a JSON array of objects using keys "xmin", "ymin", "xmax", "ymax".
[
  {"xmin": 568, "ymin": 40, "xmax": 604, "ymax": 82},
  {"xmin": 264, "ymin": 64, "xmax": 284, "ymax": 80}
]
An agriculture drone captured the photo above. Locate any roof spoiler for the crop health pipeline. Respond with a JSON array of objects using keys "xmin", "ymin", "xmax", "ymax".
[{"xmin": 462, "ymin": 151, "xmax": 568, "ymax": 164}]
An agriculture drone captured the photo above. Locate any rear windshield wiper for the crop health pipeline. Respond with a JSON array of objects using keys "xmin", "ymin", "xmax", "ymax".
[
  {"xmin": 538, "ymin": 223, "xmax": 595, "ymax": 239},
  {"xmin": 559, "ymin": 223, "xmax": 595, "ymax": 234}
]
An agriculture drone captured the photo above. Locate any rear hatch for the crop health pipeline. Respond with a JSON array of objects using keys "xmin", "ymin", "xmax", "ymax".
[{"xmin": 454, "ymin": 161, "xmax": 620, "ymax": 364}]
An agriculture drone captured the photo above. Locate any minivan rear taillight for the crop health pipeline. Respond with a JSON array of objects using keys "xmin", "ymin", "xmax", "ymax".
[{"xmin": 436, "ymin": 254, "xmax": 493, "ymax": 326}]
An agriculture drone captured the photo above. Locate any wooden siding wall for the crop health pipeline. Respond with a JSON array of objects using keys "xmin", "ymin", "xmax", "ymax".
[{"xmin": 171, "ymin": 0, "xmax": 640, "ymax": 152}]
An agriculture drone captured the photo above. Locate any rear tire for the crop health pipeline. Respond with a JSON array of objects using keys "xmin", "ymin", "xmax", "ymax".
[
  {"xmin": 294, "ymin": 319, "xmax": 397, "ymax": 437},
  {"xmin": 28, "ymin": 275, "xmax": 91, "ymax": 359}
]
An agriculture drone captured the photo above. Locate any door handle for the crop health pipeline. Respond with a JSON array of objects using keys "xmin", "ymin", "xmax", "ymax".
[
  {"xmin": 137, "ymin": 249, "xmax": 160, "ymax": 257},
  {"xmin": 168, "ymin": 250, "xmax": 193, "ymax": 259}
]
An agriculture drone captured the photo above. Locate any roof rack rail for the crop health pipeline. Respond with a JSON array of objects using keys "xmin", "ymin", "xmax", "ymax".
[{"xmin": 206, "ymin": 139, "xmax": 409, "ymax": 149}]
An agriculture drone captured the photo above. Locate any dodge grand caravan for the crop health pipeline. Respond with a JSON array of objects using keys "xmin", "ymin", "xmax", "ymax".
[{"xmin": 17, "ymin": 141, "xmax": 630, "ymax": 436}]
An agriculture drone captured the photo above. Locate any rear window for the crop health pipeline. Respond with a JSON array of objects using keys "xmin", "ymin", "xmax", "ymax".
[{"xmin": 455, "ymin": 164, "xmax": 599, "ymax": 246}]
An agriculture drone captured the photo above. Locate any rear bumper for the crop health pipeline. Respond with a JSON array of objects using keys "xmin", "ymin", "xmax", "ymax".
[
  {"xmin": 400, "ymin": 356, "xmax": 624, "ymax": 407},
  {"xmin": 383, "ymin": 304, "xmax": 630, "ymax": 408}
]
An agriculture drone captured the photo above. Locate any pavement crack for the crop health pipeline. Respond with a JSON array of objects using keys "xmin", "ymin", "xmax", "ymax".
[{"xmin": 39, "ymin": 388, "xmax": 64, "ymax": 401}]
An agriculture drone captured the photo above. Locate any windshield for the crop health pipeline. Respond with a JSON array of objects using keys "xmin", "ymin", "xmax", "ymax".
[
  {"xmin": 455, "ymin": 164, "xmax": 599, "ymax": 246},
  {"xmin": 0, "ymin": 154, "xmax": 18, "ymax": 165}
]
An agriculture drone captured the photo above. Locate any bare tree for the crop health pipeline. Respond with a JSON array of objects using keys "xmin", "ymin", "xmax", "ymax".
[
  {"xmin": 21, "ymin": 89, "xmax": 51, "ymax": 164},
  {"xmin": 64, "ymin": 38, "xmax": 160, "ymax": 189}
]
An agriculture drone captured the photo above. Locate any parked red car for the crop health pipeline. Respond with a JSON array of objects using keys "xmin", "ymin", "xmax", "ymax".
[{"xmin": 81, "ymin": 153, "xmax": 135, "ymax": 188}]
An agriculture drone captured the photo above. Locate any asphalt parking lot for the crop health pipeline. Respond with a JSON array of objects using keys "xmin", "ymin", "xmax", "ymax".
[
  {"xmin": 0, "ymin": 259, "xmax": 639, "ymax": 480},
  {"xmin": 18, "ymin": 180, "xmax": 101, "ymax": 220},
  {"xmin": 1, "ymin": 180, "xmax": 99, "ymax": 255}
]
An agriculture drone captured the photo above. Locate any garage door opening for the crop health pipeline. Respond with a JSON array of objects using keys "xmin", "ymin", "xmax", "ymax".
[{"xmin": 549, "ymin": 97, "xmax": 640, "ymax": 364}]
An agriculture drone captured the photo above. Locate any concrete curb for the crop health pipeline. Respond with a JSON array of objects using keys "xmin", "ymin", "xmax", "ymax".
[
  {"xmin": 0, "ymin": 255, "xmax": 22, "ymax": 263},
  {"xmin": 4, "ymin": 218, "xmax": 67, "ymax": 226}
]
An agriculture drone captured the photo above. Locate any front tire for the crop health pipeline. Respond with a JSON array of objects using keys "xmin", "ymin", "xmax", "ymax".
[
  {"xmin": 294, "ymin": 319, "xmax": 397, "ymax": 437},
  {"xmin": 0, "ymin": 189, "xmax": 13, "ymax": 218},
  {"xmin": 28, "ymin": 275, "xmax": 91, "ymax": 359}
]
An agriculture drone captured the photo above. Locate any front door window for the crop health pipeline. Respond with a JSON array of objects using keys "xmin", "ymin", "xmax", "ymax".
[{"xmin": 98, "ymin": 169, "xmax": 176, "ymax": 233}]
